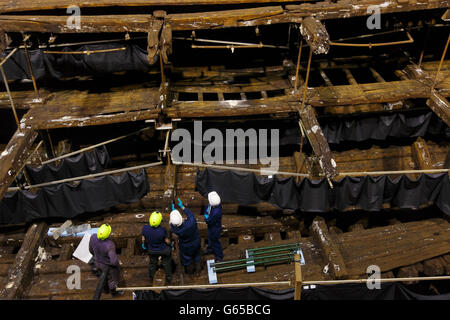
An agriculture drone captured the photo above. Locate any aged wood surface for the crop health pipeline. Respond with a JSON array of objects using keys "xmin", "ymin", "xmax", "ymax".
[
  {"xmin": 427, "ymin": 90, "xmax": 450, "ymax": 127},
  {"xmin": 0, "ymin": 222, "xmax": 47, "ymax": 299},
  {"xmin": 0, "ymin": 1, "xmax": 448, "ymax": 32},
  {"xmin": 299, "ymin": 105, "xmax": 337, "ymax": 179},
  {"xmin": 0, "ymin": 123, "xmax": 37, "ymax": 200},
  {"xmin": 310, "ymin": 217, "xmax": 348, "ymax": 279},
  {"xmin": 19, "ymin": 218, "xmax": 450, "ymax": 299}
]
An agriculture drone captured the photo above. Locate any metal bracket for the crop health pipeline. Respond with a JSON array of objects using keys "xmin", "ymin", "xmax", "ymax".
[
  {"xmin": 246, "ymin": 250, "xmax": 256, "ymax": 273},
  {"xmin": 207, "ymin": 259, "xmax": 218, "ymax": 284}
]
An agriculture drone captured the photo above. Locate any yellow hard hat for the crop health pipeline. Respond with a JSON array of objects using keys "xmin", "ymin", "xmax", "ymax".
[
  {"xmin": 97, "ymin": 224, "xmax": 111, "ymax": 240},
  {"xmin": 149, "ymin": 211, "xmax": 162, "ymax": 227}
]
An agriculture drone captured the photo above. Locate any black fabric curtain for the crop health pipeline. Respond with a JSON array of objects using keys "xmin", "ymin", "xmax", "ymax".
[
  {"xmin": 23, "ymin": 146, "xmax": 111, "ymax": 184},
  {"xmin": 321, "ymin": 111, "xmax": 449, "ymax": 144},
  {"xmin": 0, "ymin": 169, "xmax": 150, "ymax": 224},
  {"xmin": 1, "ymin": 43, "xmax": 153, "ymax": 81},
  {"xmin": 195, "ymin": 168, "xmax": 450, "ymax": 215},
  {"xmin": 133, "ymin": 283, "xmax": 450, "ymax": 300}
]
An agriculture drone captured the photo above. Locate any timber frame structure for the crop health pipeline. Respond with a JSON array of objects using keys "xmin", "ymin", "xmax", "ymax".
[{"xmin": 0, "ymin": 0, "xmax": 449, "ymax": 300}]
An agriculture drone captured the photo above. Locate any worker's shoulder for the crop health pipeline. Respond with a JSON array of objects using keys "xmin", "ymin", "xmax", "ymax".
[{"xmin": 141, "ymin": 224, "xmax": 151, "ymax": 234}]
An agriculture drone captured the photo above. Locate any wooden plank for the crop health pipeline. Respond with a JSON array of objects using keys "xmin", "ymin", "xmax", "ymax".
[
  {"xmin": 1, "ymin": 1, "xmax": 448, "ymax": 31},
  {"xmin": 0, "ymin": 222, "xmax": 47, "ymax": 299},
  {"xmin": 310, "ymin": 217, "xmax": 347, "ymax": 279},
  {"xmin": 0, "ymin": 123, "xmax": 38, "ymax": 200},
  {"xmin": 0, "ymin": 0, "xmax": 304, "ymax": 13},
  {"xmin": 336, "ymin": 219, "xmax": 450, "ymax": 277}
]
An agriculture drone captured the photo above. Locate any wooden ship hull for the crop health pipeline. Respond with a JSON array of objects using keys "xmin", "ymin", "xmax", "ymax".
[{"xmin": 0, "ymin": 0, "xmax": 449, "ymax": 300}]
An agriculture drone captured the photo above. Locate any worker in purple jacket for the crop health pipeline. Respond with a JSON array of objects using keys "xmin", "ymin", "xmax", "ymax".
[{"xmin": 89, "ymin": 224, "xmax": 122, "ymax": 296}]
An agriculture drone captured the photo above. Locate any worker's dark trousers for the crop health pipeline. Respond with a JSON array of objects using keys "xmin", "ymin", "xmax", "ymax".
[
  {"xmin": 207, "ymin": 234, "xmax": 223, "ymax": 261},
  {"xmin": 148, "ymin": 248, "xmax": 172, "ymax": 284}
]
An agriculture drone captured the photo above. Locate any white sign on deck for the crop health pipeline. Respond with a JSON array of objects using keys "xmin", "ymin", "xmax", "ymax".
[{"xmin": 72, "ymin": 233, "xmax": 93, "ymax": 263}]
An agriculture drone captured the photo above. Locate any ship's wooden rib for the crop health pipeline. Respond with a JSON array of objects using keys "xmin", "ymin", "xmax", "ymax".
[
  {"xmin": 0, "ymin": 1, "xmax": 448, "ymax": 32},
  {"xmin": 0, "ymin": 222, "xmax": 47, "ymax": 299},
  {"xmin": 310, "ymin": 217, "xmax": 348, "ymax": 279},
  {"xmin": 0, "ymin": 124, "xmax": 37, "ymax": 200},
  {"xmin": 427, "ymin": 90, "xmax": 450, "ymax": 127}
]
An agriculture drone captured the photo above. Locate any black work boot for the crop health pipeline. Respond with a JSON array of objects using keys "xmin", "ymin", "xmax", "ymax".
[{"xmin": 194, "ymin": 262, "xmax": 202, "ymax": 276}]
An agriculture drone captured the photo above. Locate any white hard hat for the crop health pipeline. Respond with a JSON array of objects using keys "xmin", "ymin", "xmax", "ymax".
[
  {"xmin": 170, "ymin": 210, "xmax": 183, "ymax": 227},
  {"xmin": 208, "ymin": 191, "xmax": 221, "ymax": 207}
]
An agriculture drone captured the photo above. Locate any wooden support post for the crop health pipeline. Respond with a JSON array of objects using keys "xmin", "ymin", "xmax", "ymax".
[
  {"xmin": 411, "ymin": 137, "xmax": 433, "ymax": 170},
  {"xmin": 299, "ymin": 105, "xmax": 338, "ymax": 179},
  {"xmin": 427, "ymin": 90, "xmax": 450, "ymax": 127},
  {"xmin": 294, "ymin": 253, "xmax": 302, "ymax": 300},
  {"xmin": 0, "ymin": 222, "xmax": 47, "ymax": 299},
  {"xmin": 147, "ymin": 16, "xmax": 164, "ymax": 64},
  {"xmin": 310, "ymin": 217, "xmax": 347, "ymax": 280}
]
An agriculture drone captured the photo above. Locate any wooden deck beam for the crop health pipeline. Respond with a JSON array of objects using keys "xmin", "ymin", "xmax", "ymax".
[{"xmin": 0, "ymin": 1, "xmax": 448, "ymax": 32}]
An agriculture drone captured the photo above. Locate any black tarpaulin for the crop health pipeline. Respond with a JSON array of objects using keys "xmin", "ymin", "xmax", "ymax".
[
  {"xmin": 1, "ymin": 43, "xmax": 153, "ymax": 81},
  {"xmin": 133, "ymin": 283, "xmax": 450, "ymax": 300},
  {"xmin": 195, "ymin": 168, "xmax": 450, "ymax": 215},
  {"xmin": 0, "ymin": 169, "xmax": 150, "ymax": 224},
  {"xmin": 321, "ymin": 111, "xmax": 449, "ymax": 144},
  {"xmin": 23, "ymin": 146, "xmax": 111, "ymax": 184}
]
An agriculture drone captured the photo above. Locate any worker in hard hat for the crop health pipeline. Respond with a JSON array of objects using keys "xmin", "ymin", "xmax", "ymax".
[
  {"xmin": 169, "ymin": 197, "xmax": 202, "ymax": 276},
  {"xmin": 203, "ymin": 191, "xmax": 223, "ymax": 262},
  {"xmin": 88, "ymin": 224, "xmax": 122, "ymax": 296},
  {"xmin": 141, "ymin": 211, "xmax": 172, "ymax": 285}
]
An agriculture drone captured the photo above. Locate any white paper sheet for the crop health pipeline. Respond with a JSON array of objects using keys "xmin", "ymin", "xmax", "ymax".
[{"xmin": 72, "ymin": 233, "xmax": 93, "ymax": 263}]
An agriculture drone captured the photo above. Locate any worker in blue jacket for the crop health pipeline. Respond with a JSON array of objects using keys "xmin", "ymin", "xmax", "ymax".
[
  {"xmin": 203, "ymin": 191, "xmax": 223, "ymax": 262},
  {"xmin": 141, "ymin": 211, "xmax": 172, "ymax": 285},
  {"xmin": 170, "ymin": 198, "xmax": 202, "ymax": 275}
]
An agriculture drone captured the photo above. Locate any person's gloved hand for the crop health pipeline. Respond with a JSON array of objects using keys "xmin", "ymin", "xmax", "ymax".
[
  {"xmin": 204, "ymin": 214, "xmax": 209, "ymax": 220},
  {"xmin": 177, "ymin": 197, "xmax": 183, "ymax": 208},
  {"xmin": 141, "ymin": 243, "xmax": 147, "ymax": 250},
  {"xmin": 171, "ymin": 203, "xmax": 175, "ymax": 211}
]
